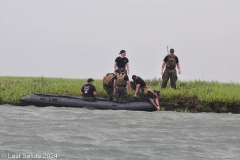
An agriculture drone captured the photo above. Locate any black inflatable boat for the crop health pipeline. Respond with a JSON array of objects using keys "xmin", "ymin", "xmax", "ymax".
[{"xmin": 19, "ymin": 93, "xmax": 156, "ymax": 111}]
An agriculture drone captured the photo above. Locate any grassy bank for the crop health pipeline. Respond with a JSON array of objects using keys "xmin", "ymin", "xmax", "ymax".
[{"xmin": 1, "ymin": 76, "xmax": 240, "ymax": 113}]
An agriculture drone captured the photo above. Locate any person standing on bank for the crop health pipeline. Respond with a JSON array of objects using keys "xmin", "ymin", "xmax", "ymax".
[
  {"xmin": 113, "ymin": 68, "xmax": 131, "ymax": 102},
  {"xmin": 80, "ymin": 78, "xmax": 97, "ymax": 101},
  {"xmin": 114, "ymin": 50, "xmax": 130, "ymax": 74},
  {"xmin": 161, "ymin": 48, "xmax": 181, "ymax": 89}
]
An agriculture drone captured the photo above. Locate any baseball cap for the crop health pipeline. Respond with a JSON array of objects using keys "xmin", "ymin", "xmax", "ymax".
[
  {"xmin": 119, "ymin": 50, "xmax": 126, "ymax": 54},
  {"xmin": 170, "ymin": 48, "xmax": 174, "ymax": 53},
  {"xmin": 87, "ymin": 78, "xmax": 94, "ymax": 82}
]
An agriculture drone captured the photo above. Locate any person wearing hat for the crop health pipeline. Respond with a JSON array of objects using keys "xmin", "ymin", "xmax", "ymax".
[
  {"xmin": 114, "ymin": 50, "xmax": 130, "ymax": 75},
  {"xmin": 80, "ymin": 78, "xmax": 97, "ymax": 101},
  {"xmin": 142, "ymin": 87, "xmax": 161, "ymax": 111},
  {"xmin": 113, "ymin": 68, "xmax": 131, "ymax": 102},
  {"xmin": 161, "ymin": 48, "xmax": 181, "ymax": 89}
]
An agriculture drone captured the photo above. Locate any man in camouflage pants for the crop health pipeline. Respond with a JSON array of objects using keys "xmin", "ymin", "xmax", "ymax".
[
  {"xmin": 114, "ymin": 87, "xmax": 128, "ymax": 102},
  {"xmin": 161, "ymin": 48, "xmax": 181, "ymax": 89},
  {"xmin": 102, "ymin": 73, "xmax": 115, "ymax": 100},
  {"xmin": 113, "ymin": 68, "xmax": 131, "ymax": 102}
]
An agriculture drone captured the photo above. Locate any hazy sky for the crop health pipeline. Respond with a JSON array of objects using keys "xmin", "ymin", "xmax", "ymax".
[{"xmin": 1, "ymin": 0, "xmax": 240, "ymax": 82}]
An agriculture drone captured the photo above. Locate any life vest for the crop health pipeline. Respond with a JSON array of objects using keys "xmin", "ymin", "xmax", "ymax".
[
  {"xmin": 103, "ymin": 73, "xmax": 115, "ymax": 87},
  {"xmin": 143, "ymin": 87, "xmax": 155, "ymax": 96},
  {"xmin": 166, "ymin": 55, "xmax": 176, "ymax": 69},
  {"xmin": 116, "ymin": 74, "xmax": 126, "ymax": 86}
]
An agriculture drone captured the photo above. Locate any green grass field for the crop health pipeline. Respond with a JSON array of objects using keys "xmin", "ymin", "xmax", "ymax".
[{"xmin": 1, "ymin": 76, "xmax": 240, "ymax": 113}]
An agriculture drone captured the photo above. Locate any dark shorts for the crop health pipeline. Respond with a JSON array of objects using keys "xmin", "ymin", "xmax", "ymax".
[{"xmin": 147, "ymin": 91, "xmax": 155, "ymax": 99}]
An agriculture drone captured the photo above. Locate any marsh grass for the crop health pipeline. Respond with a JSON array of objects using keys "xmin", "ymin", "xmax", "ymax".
[{"xmin": 1, "ymin": 76, "xmax": 240, "ymax": 113}]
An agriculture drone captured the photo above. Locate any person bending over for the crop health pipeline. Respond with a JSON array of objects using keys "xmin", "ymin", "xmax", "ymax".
[
  {"xmin": 143, "ymin": 87, "xmax": 161, "ymax": 111},
  {"xmin": 132, "ymin": 75, "xmax": 147, "ymax": 101},
  {"xmin": 102, "ymin": 72, "xmax": 115, "ymax": 100}
]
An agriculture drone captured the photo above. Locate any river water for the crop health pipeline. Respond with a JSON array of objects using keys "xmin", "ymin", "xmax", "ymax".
[{"xmin": 0, "ymin": 105, "xmax": 239, "ymax": 160}]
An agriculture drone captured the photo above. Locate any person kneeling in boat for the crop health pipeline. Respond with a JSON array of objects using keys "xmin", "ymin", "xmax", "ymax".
[
  {"xmin": 102, "ymin": 72, "xmax": 116, "ymax": 100},
  {"xmin": 132, "ymin": 75, "xmax": 147, "ymax": 101},
  {"xmin": 143, "ymin": 88, "xmax": 161, "ymax": 111},
  {"xmin": 80, "ymin": 78, "xmax": 97, "ymax": 101},
  {"xmin": 113, "ymin": 68, "xmax": 131, "ymax": 102}
]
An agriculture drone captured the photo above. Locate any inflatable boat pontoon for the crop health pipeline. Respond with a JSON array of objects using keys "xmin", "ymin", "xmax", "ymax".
[{"xmin": 19, "ymin": 93, "xmax": 156, "ymax": 111}]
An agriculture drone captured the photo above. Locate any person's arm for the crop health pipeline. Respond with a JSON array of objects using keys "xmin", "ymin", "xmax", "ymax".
[
  {"xmin": 93, "ymin": 86, "xmax": 97, "ymax": 96},
  {"xmin": 161, "ymin": 56, "xmax": 168, "ymax": 75},
  {"xmin": 125, "ymin": 75, "xmax": 131, "ymax": 92},
  {"xmin": 126, "ymin": 81, "xmax": 131, "ymax": 93},
  {"xmin": 114, "ymin": 62, "xmax": 117, "ymax": 71},
  {"xmin": 177, "ymin": 63, "xmax": 181, "ymax": 74},
  {"xmin": 175, "ymin": 56, "xmax": 181, "ymax": 74},
  {"xmin": 149, "ymin": 98, "xmax": 160, "ymax": 111},
  {"xmin": 154, "ymin": 97, "xmax": 160, "ymax": 107},
  {"xmin": 134, "ymin": 84, "xmax": 140, "ymax": 97},
  {"xmin": 126, "ymin": 63, "xmax": 130, "ymax": 75},
  {"xmin": 161, "ymin": 61, "xmax": 166, "ymax": 75},
  {"xmin": 80, "ymin": 87, "xmax": 83, "ymax": 96},
  {"xmin": 154, "ymin": 92, "xmax": 160, "ymax": 110},
  {"xmin": 113, "ymin": 79, "xmax": 116, "ymax": 92},
  {"xmin": 102, "ymin": 76, "xmax": 106, "ymax": 86}
]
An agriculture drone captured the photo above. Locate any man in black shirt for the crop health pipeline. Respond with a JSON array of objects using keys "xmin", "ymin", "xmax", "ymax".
[
  {"xmin": 80, "ymin": 78, "xmax": 97, "ymax": 101},
  {"xmin": 132, "ymin": 75, "xmax": 147, "ymax": 100},
  {"xmin": 161, "ymin": 48, "xmax": 181, "ymax": 89},
  {"xmin": 114, "ymin": 50, "xmax": 130, "ymax": 74},
  {"xmin": 113, "ymin": 68, "xmax": 131, "ymax": 102},
  {"xmin": 130, "ymin": 76, "xmax": 161, "ymax": 110}
]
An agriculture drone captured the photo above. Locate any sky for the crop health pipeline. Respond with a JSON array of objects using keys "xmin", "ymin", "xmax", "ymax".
[{"xmin": 0, "ymin": 0, "xmax": 240, "ymax": 83}]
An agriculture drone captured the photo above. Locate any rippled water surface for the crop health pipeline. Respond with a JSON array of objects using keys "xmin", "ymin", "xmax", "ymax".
[{"xmin": 0, "ymin": 105, "xmax": 240, "ymax": 160}]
